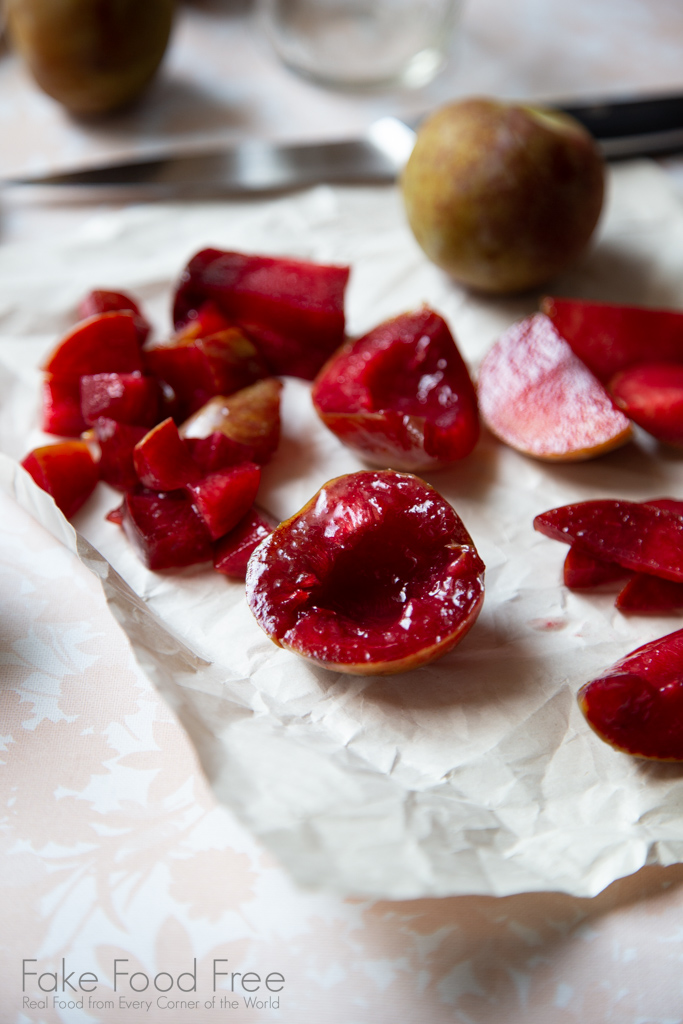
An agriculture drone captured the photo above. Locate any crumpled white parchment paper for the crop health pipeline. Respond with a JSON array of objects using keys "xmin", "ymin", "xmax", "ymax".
[{"xmin": 4, "ymin": 162, "xmax": 683, "ymax": 899}]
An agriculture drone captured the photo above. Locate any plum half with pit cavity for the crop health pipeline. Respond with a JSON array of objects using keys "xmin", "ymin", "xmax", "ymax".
[{"xmin": 246, "ymin": 470, "xmax": 485, "ymax": 675}]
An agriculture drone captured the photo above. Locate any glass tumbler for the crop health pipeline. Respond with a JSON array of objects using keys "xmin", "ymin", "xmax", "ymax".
[{"xmin": 259, "ymin": 0, "xmax": 461, "ymax": 90}]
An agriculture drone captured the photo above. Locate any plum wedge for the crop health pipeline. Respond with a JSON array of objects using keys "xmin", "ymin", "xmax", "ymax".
[
  {"xmin": 579, "ymin": 629, "xmax": 683, "ymax": 760},
  {"xmin": 608, "ymin": 362, "xmax": 683, "ymax": 447},
  {"xmin": 173, "ymin": 248, "xmax": 349, "ymax": 379},
  {"xmin": 534, "ymin": 500, "xmax": 683, "ymax": 582},
  {"xmin": 541, "ymin": 296, "xmax": 683, "ymax": 384},
  {"xmin": 312, "ymin": 308, "xmax": 479, "ymax": 470},
  {"xmin": 477, "ymin": 313, "xmax": 631, "ymax": 461},
  {"xmin": 246, "ymin": 470, "xmax": 485, "ymax": 676}
]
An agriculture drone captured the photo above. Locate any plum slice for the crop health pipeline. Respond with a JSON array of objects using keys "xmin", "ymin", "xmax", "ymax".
[
  {"xmin": 122, "ymin": 489, "xmax": 214, "ymax": 571},
  {"xmin": 563, "ymin": 546, "xmax": 631, "ymax": 589},
  {"xmin": 541, "ymin": 296, "xmax": 683, "ymax": 384},
  {"xmin": 616, "ymin": 574, "xmax": 683, "ymax": 613},
  {"xmin": 578, "ymin": 628, "xmax": 683, "ymax": 760},
  {"xmin": 78, "ymin": 289, "xmax": 151, "ymax": 345},
  {"xmin": 21, "ymin": 442, "xmax": 98, "ymax": 518},
  {"xmin": 477, "ymin": 313, "xmax": 632, "ymax": 460},
  {"xmin": 173, "ymin": 248, "xmax": 349, "ymax": 379},
  {"xmin": 311, "ymin": 308, "xmax": 479, "ymax": 470},
  {"xmin": 608, "ymin": 362, "xmax": 683, "ymax": 447},
  {"xmin": 214, "ymin": 508, "xmax": 275, "ymax": 579},
  {"xmin": 246, "ymin": 470, "xmax": 485, "ymax": 676},
  {"xmin": 534, "ymin": 500, "xmax": 683, "ymax": 581},
  {"xmin": 179, "ymin": 379, "xmax": 282, "ymax": 466}
]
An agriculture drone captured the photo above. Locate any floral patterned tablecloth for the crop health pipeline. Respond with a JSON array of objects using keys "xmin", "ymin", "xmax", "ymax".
[{"xmin": 4, "ymin": 1, "xmax": 683, "ymax": 1021}]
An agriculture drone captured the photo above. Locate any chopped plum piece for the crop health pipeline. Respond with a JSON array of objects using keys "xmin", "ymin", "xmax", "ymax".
[
  {"xmin": 477, "ymin": 313, "xmax": 632, "ymax": 460},
  {"xmin": 246, "ymin": 470, "xmax": 485, "ymax": 676},
  {"xmin": 133, "ymin": 417, "xmax": 200, "ymax": 491},
  {"xmin": 122, "ymin": 489, "xmax": 213, "ymax": 570},
  {"xmin": 173, "ymin": 248, "xmax": 349, "ymax": 379},
  {"xmin": 170, "ymin": 299, "xmax": 232, "ymax": 340},
  {"xmin": 43, "ymin": 312, "xmax": 143, "ymax": 380},
  {"xmin": 563, "ymin": 545, "xmax": 631, "ymax": 589},
  {"xmin": 616, "ymin": 574, "xmax": 683, "ymax": 613},
  {"xmin": 534, "ymin": 500, "xmax": 683, "ymax": 581},
  {"xmin": 541, "ymin": 296, "xmax": 683, "ymax": 383},
  {"xmin": 41, "ymin": 376, "xmax": 87, "ymax": 436},
  {"xmin": 143, "ymin": 325, "xmax": 267, "ymax": 421},
  {"xmin": 185, "ymin": 462, "xmax": 261, "ymax": 540},
  {"xmin": 608, "ymin": 362, "xmax": 683, "ymax": 447},
  {"xmin": 578, "ymin": 628, "xmax": 683, "ymax": 759},
  {"xmin": 106, "ymin": 503, "xmax": 125, "ymax": 526},
  {"xmin": 184, "ymin": 432, "xmax": 249, "ymax": 475},
  {"xmin": 312, "ymin": 307, "xmax": 479, "ymax": 469},
  {"xmin": 179, "ymin": 379, "xmax": 282, "ymax": 465},
  {"xmin": 78, "ymin": 289, "xmax": 150, "ymax": 345},
  {"xmin": 94, "ymin": 418, "xmax": 148, "ymax": 492},
  {"xmin": 80, "ymin": 371, "xmax": 160, "ymax": 427},
  {"xmin": 21, "ymin": 441, "xmax": 98, "ymax": 518},
  {"xmin": 214, "ymin": 508, "xmax": 275, "ymax": 579}
]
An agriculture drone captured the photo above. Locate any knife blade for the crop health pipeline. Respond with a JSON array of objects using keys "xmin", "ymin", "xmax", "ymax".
[{"xmin": 8, "ymin": 92, "xmax": 683, "ymax": 193}]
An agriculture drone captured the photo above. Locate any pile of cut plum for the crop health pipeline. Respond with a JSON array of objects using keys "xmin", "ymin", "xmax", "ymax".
[
  {"xmin": 25, "ymin": 248, "xmax": 350, "ymax": 577},
  {"xmin": 21, "ymin": 248, "xmax": 487, "ymax": 675}
]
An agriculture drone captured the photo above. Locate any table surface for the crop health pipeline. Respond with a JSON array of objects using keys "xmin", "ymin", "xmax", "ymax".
[{"xmin": 4, "ymin": 1, "xmax": 683, "ymax": 1021}]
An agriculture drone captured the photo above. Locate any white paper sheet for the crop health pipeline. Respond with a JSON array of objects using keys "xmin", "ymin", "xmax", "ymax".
[{"xmin": 4, "ymin": 162, "xmax": 683, "ymax": 899}]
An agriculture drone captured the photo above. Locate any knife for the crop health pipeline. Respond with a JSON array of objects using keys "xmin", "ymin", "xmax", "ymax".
[{"xmin": 8, "ymin": 92, "xmax": 683, "ymax": 194}]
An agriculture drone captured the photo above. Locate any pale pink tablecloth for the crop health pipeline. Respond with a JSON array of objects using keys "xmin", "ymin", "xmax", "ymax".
[{"xmin": 4, "ymin": 2, "xmax": 683, "ymax": 1022}]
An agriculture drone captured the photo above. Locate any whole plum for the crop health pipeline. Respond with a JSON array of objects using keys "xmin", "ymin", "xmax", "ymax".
[
  {"xmin": 7, "ymin": 0, "xmax": 175, "ymax": 116},
  {"xmin": 401, "ymin": 98, "xmax": 605, "ymax": 294}
]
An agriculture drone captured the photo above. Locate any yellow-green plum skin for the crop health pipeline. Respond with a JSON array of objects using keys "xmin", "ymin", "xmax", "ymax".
[
  {"xmin": 401, "ymin": 98, "xmax": 605, "ymax": 294},
  {"xmin": 7, "ymin": 0, "xmax": 176, "ymax": 116}
]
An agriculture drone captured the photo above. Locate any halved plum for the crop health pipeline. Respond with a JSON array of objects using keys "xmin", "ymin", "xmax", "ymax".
[
  {"xmin": 608, "ymin": 362, "xmax": 683, "ymax": 447},
  {"xmin": 541, "ymin": 296, "xmax": 683, "ymax": 384},
  {"xmin": 246, "ymin": 470, "xmax": 485, "ymax": 675},
  {"xmin": 179, "ymin": 379, "xmax": 282, "ymax": 466},
  {"xmin": 173, "ymin": 248, "xmax": 350, "ymax": 379},
  {"xmin": 534, "ymin": 500, "xmax": 683, "ymax": 581},
  {"xmin": 21, "ymin": 442, "xmax": 98, "ymax": 518},
  {"xmin": 78, "ymin": 289, "xmax": 151, "ymax": 346},
  {"xmin": 578, "ymin": 628, "xmax": 683, "ymax": 760},
  {"xmin": 311, "ymin": 308, "xmax": 479, "ymax": 470},
  {"xmin": 477, "ymin": 313, "xmax": 632, "ymax": 460}
]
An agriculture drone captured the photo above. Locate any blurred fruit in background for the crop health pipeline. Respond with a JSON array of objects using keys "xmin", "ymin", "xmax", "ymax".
[{"xmin": 6, "ymin": 0, "xmax": 176, "ymax": 115}]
